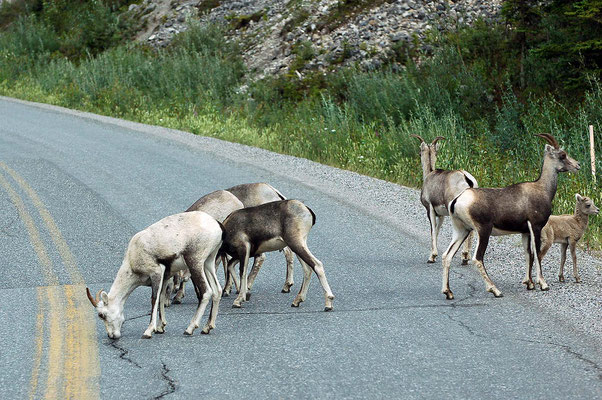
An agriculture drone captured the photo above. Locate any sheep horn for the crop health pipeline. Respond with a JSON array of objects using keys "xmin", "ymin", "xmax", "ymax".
[
  {"xmin": 86, "ymin": 287, "xmax": 98, "ymax": 307},
  {"xmin": 431, "ymin": 136, "xmax": 446, "ymax": 145},
  {"xmin": 410, "ymin": 134, "xmax": 426, "ymax": 143},
  {"xmin": 535, "ymin": 133, "xmax": 559, "ymax": 149}
]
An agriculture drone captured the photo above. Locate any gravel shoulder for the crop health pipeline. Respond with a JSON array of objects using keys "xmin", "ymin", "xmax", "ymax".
[{"xmin": 3, "ymin": 95, "xmax": 600, "ymax": 343}]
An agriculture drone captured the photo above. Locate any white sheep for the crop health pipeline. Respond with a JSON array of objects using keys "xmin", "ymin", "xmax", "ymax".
[{"xmin": 87, "ymin": 211, "xmax": 223, "ymax": 339}]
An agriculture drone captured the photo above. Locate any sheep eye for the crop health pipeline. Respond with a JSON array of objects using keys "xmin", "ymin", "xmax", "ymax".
[
  {"xmin": 98, "ymin": 313, "xmax": 106, "ymax": 320},
  {"xmin": 559, "ymin": 153, "xmax": 566, "ymax": 160},
  {"xmin": 586, "ymin": 204, "xmax": 591, "ymax": 208}
]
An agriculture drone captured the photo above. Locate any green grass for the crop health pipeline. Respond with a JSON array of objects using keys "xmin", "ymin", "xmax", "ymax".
[{"xmin": 0, "ymin": 18, "xmax": 600, "ymax": 249}]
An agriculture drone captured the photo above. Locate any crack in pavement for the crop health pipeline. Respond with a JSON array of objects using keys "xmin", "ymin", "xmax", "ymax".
[
  {"xmin": 152, "ymin": 361, "xmax": 177, "ymax": 400},
  {"xmin": 520, "ymin": 338, "xmax": 602, "ymax": 381},
  {"xmin": 109, "ymin": 340, "xmax": 142, "ymax": 369},
  {"xmin": 443, "ymin": 298, "xmax": 601, "ymax": 380},
  {"xmin": 0, "ymin": 214, "xmax": 19, "ymax": 237}
]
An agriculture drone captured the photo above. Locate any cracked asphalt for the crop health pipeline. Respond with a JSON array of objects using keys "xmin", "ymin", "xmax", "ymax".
[{"xmin": 0, "ymin": 97, "xmax": 600, "ymax": 399}]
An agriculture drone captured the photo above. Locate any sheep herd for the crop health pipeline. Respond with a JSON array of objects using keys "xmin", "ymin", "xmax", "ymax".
[
  {"xmin": 87, "ymin": 134, "xmax": 598, "ymax": 339},
  {"xmin": 86, "ymin": 183, "xmax": 332, "ymax": 339}
]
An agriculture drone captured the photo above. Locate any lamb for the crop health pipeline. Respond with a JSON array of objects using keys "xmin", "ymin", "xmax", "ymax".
[
  {"xmin": 440, "ymin": 134, "xmax": 580, "ymax": 299},
  {"xmin": 411, "ymin": 135, "xmax": 477, "ymax": 264},
  {"xmin": 221, "ymin": 200, "xmax": 335, "ymax": 310},
  {"xmin": 539, "ymin": 194, "xmax": 599, "ymax": 283},
  {"xmin": 86, "ymin": 211, "xmax": 223, "ymax": 339}
]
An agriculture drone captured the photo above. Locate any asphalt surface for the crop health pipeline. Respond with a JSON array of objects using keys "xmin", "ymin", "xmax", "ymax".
[{"xmin": 0, "ymin": 97, "xmax": 600, "ymax": 399}]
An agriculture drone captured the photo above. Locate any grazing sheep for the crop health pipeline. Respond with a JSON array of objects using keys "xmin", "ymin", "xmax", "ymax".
[
  {"xmin": 87, "ymin": 211, "xmax": 223, "ymax": 338},
  {"xmin": 224, "ymin": 183, "xmax": 296, "ymax": 294},
  {"xmin": 221, "ymin": 200, "xmax": 335, "ymax": 310}
]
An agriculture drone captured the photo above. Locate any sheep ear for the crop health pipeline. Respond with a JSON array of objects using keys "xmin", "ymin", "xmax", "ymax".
[
  {"xmin": 544, "ymin": 144, "xmax": 554, "ymax": 153},
  {"xmin": 100, "ymin": 291, "xmax": 109, "ymax": 305},
  {"xmin": 575, "ymin": 193, "xmax": 583, "ymax": 201},
  {"xmin": 420, "ymin": 142, "xmax": 428, "ymax": 151}
]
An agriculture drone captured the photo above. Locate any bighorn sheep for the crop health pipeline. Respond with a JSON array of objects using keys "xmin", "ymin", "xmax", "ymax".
[
  {"xmin": 411, "ymin": 135, "xmax": 477, "ymax": 264},
  {"xmin": 167, "ymin": 190, "xmax": 244, "ymax": 303},
  {"xmin": 221, "ymin": 200, "xmax": 335, "ymax": 310},
  {"xmin": 539, "ymin": 194, "xmax": 599, "ymax": 283},
  {"xmin": 440, "ymin": 134, "xmax": 580, "ymax": 299},
  {"xmin": 224, "ymin": 183, "xmax": 295, "ymax": 294},
  {"xmin": 172, "ymin": 183, "xmax": 296, "ymax": 303},
  {"xmin": 87, "ymin": 211, "xmax": 223, "ymax": 339}
]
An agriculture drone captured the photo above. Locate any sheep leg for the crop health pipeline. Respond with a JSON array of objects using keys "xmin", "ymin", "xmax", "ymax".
[
  {"xmin": 220, "ymin": 254, "xmax": 240, "ymax": 293},
  {"xmin": 521, "ymin": 234, "xmax": 535, "ymax": 290},
  {"xmin": 441, "ymin": 221, "xmax": 471, "ymax": 300},
  {"xmin": 291, "ymin": 256, "xmax": 313, "ymax": 308},
  {"xmin": 281, "ymin": 247, "xmax": 295, "ymax": 293},
  {"xmin": 527, "ymin": 221, "xmax": 548, "ymax": 291},
  {"xmin": 232, "ymin": 247, "xmax": 251, "ymax": 308},
  {"xmin": 247, "ymin": 253, "xmax": 266, "ymax": 292},
  {"xmin": 222, "ymin": 258, "xmax": 239, "ymax": 296},
  {"xmin": 461, "ymin": 230, "xmax": 473, "ymax": 265},
  {"xmin": 143, "ymin": 264, "xmax": 166, "ymax": 339},
  {"xmin": 557, "ymin": 243, "xmax": 568, "ymax": 282},
  {"xmin": 163, "ymin": 277, "xmax": 174, "ymax": 308},
  {"xmin": 202, "ymin": 248, "xmax": 222, "ymax": 334},
  {"xmin": 569, "ymin": 240, "xmax": 580, "ymax": 283},
  {"xmin": 288, "ymin": 240, "xmax": 334, "ymax": 310},
  {"xmin": 427, "ymin": 205, "xmax": 439, "ymax": 263},
  {"xmin": 156, "ymin": 278, "xmax": 169, "ymax": 333},
  {"xmin": 473, "ymin": 226, "xmax": 502, "ymax": 297},
  {"xmin": 184, "ymin": 256, "xmax": 212, "ymax": 336},
  {"xmin": 173, "ymin": 270, "xmax": 190, "ymax": 304}
]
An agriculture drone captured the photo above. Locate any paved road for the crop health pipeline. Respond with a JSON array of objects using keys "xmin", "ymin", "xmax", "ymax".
[{"xmin": 0, "ymin": 97, "xmax": 600, "ymax": 399}]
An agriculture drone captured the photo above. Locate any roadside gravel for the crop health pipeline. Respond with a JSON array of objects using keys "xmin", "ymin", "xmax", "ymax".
[{"xmin": 3, "ymin": 96, "xmax": 600, "ymax": 343}]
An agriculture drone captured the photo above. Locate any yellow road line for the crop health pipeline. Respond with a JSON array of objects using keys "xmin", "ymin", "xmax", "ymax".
[
  {"xmin": 29, "ymin": 288, "xmax": 45, "ymax": 400},
  {"xmin": 45, "ymin": 285, "xmax": 65, "ymax": 400},
  {"xmin": 0, "ymin": 165, "xmax": 100, "ymax": 400},
  {"xmin": 0, "ymin": 171, "xmax": 57, "ymax": 285},
  {"xmin": 0, "ymin": 163, "xmax": 84, "ymax": 284},
  {"xmin": 0, "ymin": 170, "xmax": 63, "ymax": 399}
]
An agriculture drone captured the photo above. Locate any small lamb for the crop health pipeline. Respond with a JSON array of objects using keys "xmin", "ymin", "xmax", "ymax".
[{"xmin": 539, "ymin": 194, "xmax": 599, "ymax": 283}]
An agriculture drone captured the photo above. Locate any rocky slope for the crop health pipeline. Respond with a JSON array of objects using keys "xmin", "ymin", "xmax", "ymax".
[{"xmin": 128, "ymin": 0, "xmax": 502, "ymax": 79}]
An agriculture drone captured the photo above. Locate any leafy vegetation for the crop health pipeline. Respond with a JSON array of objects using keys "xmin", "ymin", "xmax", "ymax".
[{"xmin": 0, "ymin": 0, "xmax": 600, "ymax": 248}]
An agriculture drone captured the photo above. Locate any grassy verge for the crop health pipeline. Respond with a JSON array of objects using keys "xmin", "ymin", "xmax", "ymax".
[{"xmin": 0, "ymin": 18, "xmax": 600, "ymax": 249}]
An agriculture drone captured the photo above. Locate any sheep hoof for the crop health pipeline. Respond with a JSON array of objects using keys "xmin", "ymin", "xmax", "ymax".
[
  {"xmin": 443, "ymin": 290, "xmax": 454, "ymax": 300},
  {"xmin": 281, "ymin": 288, "xmax": 290, "ymax": 293},
  {"xmin": 173, "ymin": 298, "xmax": 183, "ymax": 304},
  {"xmin": 183, "ymin": 330, "xmax": 193, "ymax": 336},
  {"xmin": 201, "ymin": 328, "xmax": 210, "ymax": 335},
  {"xmin": 461, "ymin": 259, "xmax": 469, "ymax": 266},
  {"xmin": 558, "ymin": 275, "xmax": 565, "ymax": 282},
  {"xmin": 232, "ymin": 303, "xmax": 242, "ymax": 308},
  {"xmin": 540, "ymin": 285, "xmax": 549, "ymax": 292},
  {"xmin": 245, "ymin": 293, "xmax": 251, "ymax": 301},
  {"xmin": 141, "ymin": 333, "xmax": 152, "ymax": 339},
  {"xmin": 324, "ymin": 306, "xmax": 333, "ymax": 312},
  {"xmin": 427, "ymin": 259, "xmax": 436, "ymax": 264},
  {"xmin": 575, "ymin": 277, "xmax": 581, "ymax": 283},
  {"xmin": 221, "ymin": 291, "xmax": 229, "ymax": 297},
  {"xmin": 291, "ymin": 303, "xmax": 300, "ymax": 308}
]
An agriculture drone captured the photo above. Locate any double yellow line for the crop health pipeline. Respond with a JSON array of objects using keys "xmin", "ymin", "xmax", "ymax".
[{"xmin": 0, "ymin": 162, "xmax": 100, "ymax": 400}]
